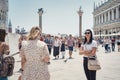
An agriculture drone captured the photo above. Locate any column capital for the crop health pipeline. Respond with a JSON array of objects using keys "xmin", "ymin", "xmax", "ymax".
[
  {"xmin": 38, "ymin": 8, "xmax": 43, "ymax": 16},
  {"xmin": 77, "ymin": 11, "xmax": 83, "ymax": 16},
  {"xmin": 77, "ymin": 6, "xmax": 83, "ymax": 16}
]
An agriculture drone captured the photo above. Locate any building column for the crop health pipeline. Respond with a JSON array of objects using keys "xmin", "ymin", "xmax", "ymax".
[
  {"xmin": 101, "ymin": 14, "xmax": 103, "ymax": 23},
  {"xmin": 77, "ymin": 6, "xmax": 83, "ymax": 38},
  {"xmin": 108, "ymin": 10, "xmax": 110, "ymax": 21},
  {"xmin": 116, "ymin": 6, "xmax": 119, "ymax": 19},
  {"xmin": 104, "ymin": 12, "xmax": 106, "ymax": 22},
  {"xmin": 112, "ymin": 9, "xmax": 114, "ymax": 20}
]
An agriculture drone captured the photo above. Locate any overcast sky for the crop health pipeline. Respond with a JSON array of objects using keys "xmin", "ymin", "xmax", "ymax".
[{"xmin": 9, "ymin": 0, "xmax": 105, "ymax": 35}]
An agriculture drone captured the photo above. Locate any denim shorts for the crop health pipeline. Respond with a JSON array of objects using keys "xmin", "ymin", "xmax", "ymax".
[{"xmin": 68, "ymin": 46, "xmax": 73, "ymax": 51}]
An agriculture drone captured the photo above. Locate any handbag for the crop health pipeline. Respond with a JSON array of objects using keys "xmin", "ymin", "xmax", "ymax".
[{"xmin": 88, "ymin": 57, "xmax": 101, "ymax": 70}]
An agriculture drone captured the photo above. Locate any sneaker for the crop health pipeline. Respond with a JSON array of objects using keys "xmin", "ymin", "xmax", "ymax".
[
  {"xmin": 69, "ymin": 57, "xmax": 72, "ymax": 59},
  {"xmin": 62, "ymin": 56, "xmax": 65, "ymax": 59},
  {"xmin": 52, "ymin": 57, "xmax": 57, "ymax": 60}
]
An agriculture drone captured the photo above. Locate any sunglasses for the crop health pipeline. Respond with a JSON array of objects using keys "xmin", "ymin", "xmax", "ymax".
[{"xmin": 84, "ymin": 32, "xmax": 90, "ymax": 34}]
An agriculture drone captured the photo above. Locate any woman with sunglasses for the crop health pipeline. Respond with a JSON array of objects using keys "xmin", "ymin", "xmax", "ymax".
[{"xmin": 79, "ymin": 29, "xmax": 97, "ymax": 80}]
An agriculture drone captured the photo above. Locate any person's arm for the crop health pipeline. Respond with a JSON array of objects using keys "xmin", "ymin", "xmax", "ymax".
[
  {"xmin": 20, "ymin": 42, "xmax": 26, "ymax": 72},
  {"xmin": 84, "ymin": 41, "xmax": 97, "ymax": 56},
  {"xmin": 21, "ymin": 53, "xmax": 26, "ymax": 71},
  {"xmin": 79, "ymin": 46, "xmax": 84, "ymax": 55},
  {"xmin": 79, "ymin": 46, "xmax": 92, "ymax": 55},
  {"xmin": 42, "ymin": 45, "xmax": 50, "ymax": 63},
  {"xmin": 84, "ymin": 47, "xmax": 96, "ymax": 56}
]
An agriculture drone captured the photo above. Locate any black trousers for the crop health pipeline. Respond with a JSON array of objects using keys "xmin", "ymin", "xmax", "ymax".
[
  {"xmin": 83, "ymin": 57, "xmax": 96, "ymax": 80},
  {"xmin": 111, "ymin": 43, "xmax": 115, "ymax": 51},
  {"xmin": 48, "ymin": 47, "xmax": 52, "ymax": 55},
  {"xmin": 53, "ymin": 46, "xmax": 59, "ymax": 57}
]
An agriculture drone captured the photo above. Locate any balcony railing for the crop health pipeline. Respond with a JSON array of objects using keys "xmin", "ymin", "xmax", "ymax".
[{"xmin": 94, "ymin": 19, "xmax": 120, "ymax": 27}]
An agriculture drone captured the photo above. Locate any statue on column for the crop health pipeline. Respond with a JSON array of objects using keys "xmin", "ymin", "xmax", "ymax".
[
  {"xmin": 79, "ymin": 6, "xmax": 82, "ymax": 10},
  {"xmin": 38, "ymin": 8, "xmax": 43, "ymax": 13}
]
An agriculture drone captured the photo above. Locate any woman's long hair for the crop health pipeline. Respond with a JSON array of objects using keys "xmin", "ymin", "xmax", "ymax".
[
  {"xmin": 0, "ymin": 29, "xmax": 7, "ymax": 42},
  {"xmin": 84, "ymin": 29, "xmax": 93, "ymax": 44},
  {"xmin": 27, "ymin": 26, "xmax": 41, "ymax": 40}
]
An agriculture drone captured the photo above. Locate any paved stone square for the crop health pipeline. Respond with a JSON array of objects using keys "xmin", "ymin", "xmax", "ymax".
[{"xmin": 9, "ymin": 45, "xmax": 120, "ymax": 80}]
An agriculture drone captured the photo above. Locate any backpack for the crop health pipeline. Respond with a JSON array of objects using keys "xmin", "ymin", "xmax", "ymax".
[{"xmin": 0, "ymin": 54, "xmax": 15, "ymax": 77}]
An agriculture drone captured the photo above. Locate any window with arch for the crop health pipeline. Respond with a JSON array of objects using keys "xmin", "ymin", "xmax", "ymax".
[
  {"xmin": 95, "ymin": 17, "xmax": 96, "ymax": 25},
  {"xmin": 103, "ymin": 14, "xmax": 104, "ymax": 23},
  {"xmin": 100, "ymin": 15, "xmax": 101, "ymax": 23},
  {"xmin": 97, "ymin": 16, "xmax": 99, "ymax": 24},
  {"xmin": 106, "ymin": 12, "xmax": 108, "ymax": 21},
  {"xmin": 110, "ymin": 11, "xmax": 112, "ymax": 20},
  {"xmin": 114, "ymin": 9, "xmax": 116, "ymax": 19}
]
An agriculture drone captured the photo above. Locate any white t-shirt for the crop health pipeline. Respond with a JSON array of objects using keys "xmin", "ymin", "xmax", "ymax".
[{"xmin": 82, "ymin": 40, "xmax": 97, "ymax": 57}]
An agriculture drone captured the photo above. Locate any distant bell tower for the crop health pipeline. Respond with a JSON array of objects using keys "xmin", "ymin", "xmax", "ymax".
[
  {"xmin": 0, "ymin": 0, "xmax": 8, "ymax": 30},
  {"xmin": 8, "ymin": 19, "xmax": 12, "ymax": 33}
]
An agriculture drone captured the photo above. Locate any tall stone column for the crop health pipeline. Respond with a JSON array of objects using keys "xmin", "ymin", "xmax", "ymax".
[
  {"xmin": 38, "ymin": 8, "xmax": 43, "ymax": 32},
  {"xmin": 77, "ymin": 6, "xmax": 83, "ymax": 39}
]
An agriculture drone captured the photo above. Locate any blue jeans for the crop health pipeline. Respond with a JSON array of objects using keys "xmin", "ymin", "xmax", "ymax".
[{"xmin": 0, "ymin": 77, "xmax": 8, "ymax": 80}]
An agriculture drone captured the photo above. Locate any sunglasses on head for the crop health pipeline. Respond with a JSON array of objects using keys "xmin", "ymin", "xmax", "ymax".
[{"xmin": 84, "ymin": 32, "xmax": 90, "ymax": 34}]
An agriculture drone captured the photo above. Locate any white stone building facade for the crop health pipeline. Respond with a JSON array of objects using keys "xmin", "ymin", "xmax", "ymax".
[
  {"xmin": 93, "ymin": 0, "xmax": 120, "ymax": 37},
  {"xmin": 0, "ymin": 0, "xmax": 8, "ymax": 30}
]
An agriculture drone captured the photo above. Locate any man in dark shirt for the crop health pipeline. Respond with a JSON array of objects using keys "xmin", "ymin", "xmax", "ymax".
[{"xmin": 44, "ymin": 34, "xmax": 53, "ymax": 55}]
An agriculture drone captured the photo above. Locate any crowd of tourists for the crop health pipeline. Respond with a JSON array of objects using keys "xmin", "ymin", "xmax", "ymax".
[{"xmin": 0, "ymin": 27, "xmax": 120, "ymax": 80}]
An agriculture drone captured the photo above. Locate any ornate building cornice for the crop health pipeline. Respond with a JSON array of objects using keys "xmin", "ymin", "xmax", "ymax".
[{"xmin": 93, "ymin": 0, "xmax": 119, "ymax": 15}]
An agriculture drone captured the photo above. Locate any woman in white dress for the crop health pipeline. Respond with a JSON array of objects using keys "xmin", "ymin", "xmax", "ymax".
[{"xmin": 20, "ymin": 26, "xmax": 50, "ymax": 80}]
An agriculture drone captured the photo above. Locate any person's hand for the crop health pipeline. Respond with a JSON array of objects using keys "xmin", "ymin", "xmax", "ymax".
[
  {"xmin": 42, "ymin": 56, "xmax": 50, "ymax": 63},
  {"xmin": 84, "ymin": 50, "xmax": 92, "ymax": 56},
  {"xmin": 18, "ymin": 75, "xmax": 22, "ymax": 80}
]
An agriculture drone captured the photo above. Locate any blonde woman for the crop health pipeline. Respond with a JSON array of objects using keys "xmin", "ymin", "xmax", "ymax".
[{"xmin": 20, "ymin": 26, "xmax": 50, "ymax": 80}]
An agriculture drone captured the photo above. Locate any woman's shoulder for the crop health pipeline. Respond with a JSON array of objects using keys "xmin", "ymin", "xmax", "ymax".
[
  {"xmin": 37, "ymin": 40, "xmax": 47, "ymax": 46},
  {"xmin": 21, "ymin": 40, "xmax": 27, "ymax": 44},
  {"xmin": 21, "ymin": 40, "xmax": 29, "ymax": 46},
  {"xmin": 92, "ymin": 40, "xmax": 97, "ymax": 44},
  {"xmin": 0, "ymin": 42, "xmax": 9, "ymax": 47}
]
